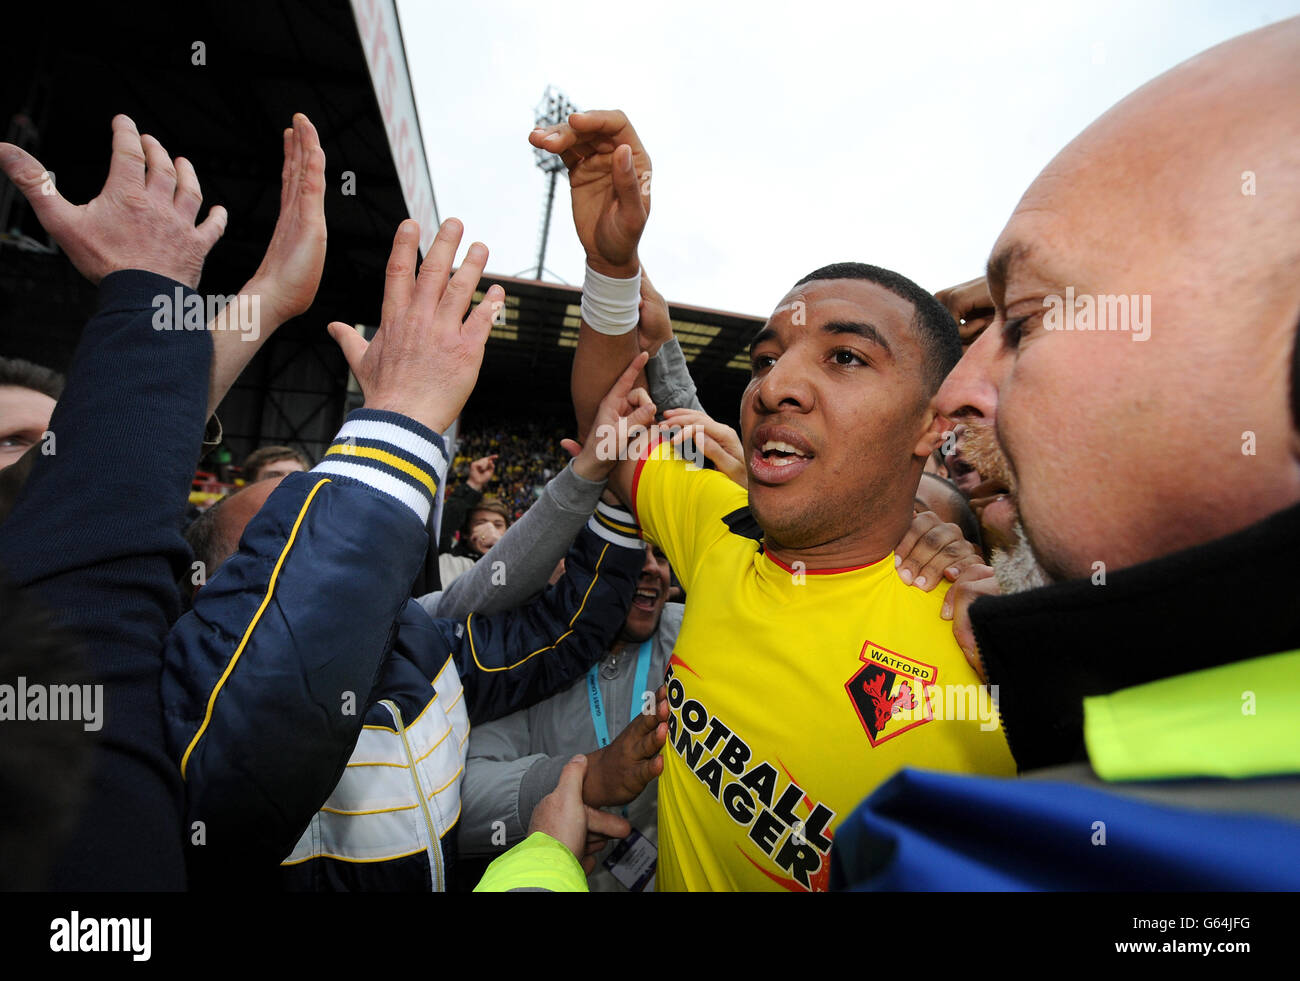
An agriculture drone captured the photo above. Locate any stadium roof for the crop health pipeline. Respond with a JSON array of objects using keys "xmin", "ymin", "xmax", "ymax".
[
  {"xmin": 467, "ymin": 274, "xmax": 762, "ymax": 428},
  {"xmin": 1, "ymin": 0, "xmax": 761, "ymax": 455}
]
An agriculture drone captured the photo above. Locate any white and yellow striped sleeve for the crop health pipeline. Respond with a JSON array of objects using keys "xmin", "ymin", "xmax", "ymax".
[
  {"xmin": 310, "ymin": 408, "xmax": 450, "ymax": 525},
  {"xmin": 587, "ymin": 499, "xmax": 642, "ymax": 550}
]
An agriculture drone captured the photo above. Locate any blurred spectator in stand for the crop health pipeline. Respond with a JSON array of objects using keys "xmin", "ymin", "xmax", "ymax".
[
  {"xmin": 447, "ymin": 419, "xmax": 572, "ymax": 520},
  {"xmin": 440, "ymin": 495, "xmax": 511, "ymax": 586},
  {"xmin": 241, "ymin": 444, "xmax": 311, "ymax": 483},
  {"xmin": 438, "ymin": 451, "xmax": 497, "ymax": 551}
]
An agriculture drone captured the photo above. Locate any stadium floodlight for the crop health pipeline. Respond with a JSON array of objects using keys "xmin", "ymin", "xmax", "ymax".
[{"xmin": 529, "ymin": 85, "xmax": 578, "ymax": 281}]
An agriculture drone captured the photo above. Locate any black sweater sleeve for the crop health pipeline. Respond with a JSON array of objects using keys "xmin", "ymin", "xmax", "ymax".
[{"xmin": 0, "ymin": 269, "xmax": 211, "ymax": 889}]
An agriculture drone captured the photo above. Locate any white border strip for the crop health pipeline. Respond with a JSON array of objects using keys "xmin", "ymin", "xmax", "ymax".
[{"xmin": 313, "ymin": 458, "xmax": 432, "ymax": 524}]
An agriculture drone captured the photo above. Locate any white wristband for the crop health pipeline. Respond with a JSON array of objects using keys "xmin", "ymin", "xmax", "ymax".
[{"xmin": 581, "ymin": 263, "xmax": 642, "ymax": 336}]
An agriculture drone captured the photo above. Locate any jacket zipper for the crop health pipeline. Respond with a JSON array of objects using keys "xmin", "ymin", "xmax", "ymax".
[{"xmin": 381, "ymin": 699, "xmax": 444, "ymax": 891}]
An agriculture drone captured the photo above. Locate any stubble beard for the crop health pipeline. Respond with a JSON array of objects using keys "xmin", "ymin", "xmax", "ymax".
[
  {"xmin": 959, "ymin": 424, "xmax": 1054, "ymax": 593},
  {"xmin": 990, "ymin": 520, "xmax": 1054, "ymax": 594}
]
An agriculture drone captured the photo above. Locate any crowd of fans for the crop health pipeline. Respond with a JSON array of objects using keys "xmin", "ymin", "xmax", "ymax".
[
  {"xmin": 448, "ymin": 420, "xmax": 571, "ymax": 519},
  {"xmin": 0, "ymin": 17, "xmax": 1297, "ymax": 900},
  {"xmin": 181, "ymin": 422, "xmax": 567, "ymax": 525}
]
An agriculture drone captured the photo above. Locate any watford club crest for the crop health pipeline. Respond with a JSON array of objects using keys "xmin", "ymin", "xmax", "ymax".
[{"xmin": 845, "ymin": 640, "xmax": 937, "ymax": 746}]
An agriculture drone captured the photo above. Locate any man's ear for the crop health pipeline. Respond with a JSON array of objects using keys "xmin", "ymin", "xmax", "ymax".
[{"xmin": 912, "ymin": 406, "xmax": 950, "ymax": 460}]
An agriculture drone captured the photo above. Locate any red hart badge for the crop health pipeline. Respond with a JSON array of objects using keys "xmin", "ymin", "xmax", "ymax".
[{"xmin": 845, "ymin": 640, "xmax": 937, "ymax": 746}]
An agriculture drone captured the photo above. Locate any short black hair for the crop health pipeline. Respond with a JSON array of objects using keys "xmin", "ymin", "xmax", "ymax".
[{"xmin": 793, "ymin": 262, "xmax": 961, "ymax": 394}]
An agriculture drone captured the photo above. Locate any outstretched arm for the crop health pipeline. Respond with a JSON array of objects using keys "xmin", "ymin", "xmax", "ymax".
[
  {"xmin": 445, "ymin": 508, "xmax": 645, "ymax": 725},
  {"xmin": 206, "ymin": 113, "xmax": 327, "ymax": 416},
  {"xmin": 427, "ymin": 448, "xmax": 611, "ymax": 621},
  {"xmin": 445, "ymin": 366, "xmax": 657, "ymax": 723},
  {"xmin": 529, "ymin": 109, "xmax": 651, "ymax": 442},
  {"xmin": 0, "ymin": 114, "xmax": 226, "ymax": 888},
  {"xmin": 164, "ymin": 217, "xmax": 503, "ymax": 876}
]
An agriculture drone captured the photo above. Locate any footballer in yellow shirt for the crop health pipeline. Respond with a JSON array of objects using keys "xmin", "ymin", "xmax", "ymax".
[
  {"xmin": 541, "ymin": 107, "xmax": 1015, "ymax": 892},
  {"xmin": 633, "ymin": 441, "xmax": 1015, "ymax": 891}
]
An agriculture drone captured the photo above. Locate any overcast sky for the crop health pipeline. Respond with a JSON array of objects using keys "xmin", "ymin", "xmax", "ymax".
[{"xmin": 397, "ymin": 0, "xmax": 1297, "ymax": 317}]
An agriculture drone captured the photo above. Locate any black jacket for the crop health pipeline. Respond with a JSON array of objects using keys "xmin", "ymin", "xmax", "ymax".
[
  {"xmin": 0, "ymin": 270, "xmax": 208, "ymax": 889},
  {"xmin": 971, "ymin": 500, "xmax": 1300, "ymax": 771}
]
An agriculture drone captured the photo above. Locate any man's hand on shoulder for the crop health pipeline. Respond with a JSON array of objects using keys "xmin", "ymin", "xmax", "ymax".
[
  {"xmin": 0, "ymin": 114, "xmax": 226, "ymax": 287},
  {"xmin": 663, "ymin": 408, "xmax": 747, "ymax": 488},
  {"xmin": 940, "ymin": 564, "xmax": 1000, "ymax": 681},
  {"xmin": 894, "ymin": 509, "xmax": 981, "ymax": 591}
]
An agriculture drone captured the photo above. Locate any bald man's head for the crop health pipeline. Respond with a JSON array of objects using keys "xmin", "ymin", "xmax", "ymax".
[
  {"xmin": 936, "ymin": 17, "xmax": 1300, "ymax": 584},
  {"xmin": 185, "ymin": 477, "xmax": 285, "ymax": 592}
]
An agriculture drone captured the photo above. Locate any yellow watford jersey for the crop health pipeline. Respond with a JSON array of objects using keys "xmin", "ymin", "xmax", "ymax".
[{"xmin": 632, "ymin": 442, "xmax": 1016, "ymax": 892}]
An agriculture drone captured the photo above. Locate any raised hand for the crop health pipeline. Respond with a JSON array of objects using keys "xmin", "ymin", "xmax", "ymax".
[
  {"xmin": 206, "ymin": 113, "xmax": 327, "ymax": 415},
  {"xmin": 0, "ymin": 114, "xmax": 226, "ymax": 287},
  {"xmin": 528, "ymin": 109, "xmax": 651, "ymax": 277},
  {"xmin": 327, "ymin": 218, "xmax": 503, "ymax": 434},
  {"xmin": 243, "ymin": 113, "xmax": 327, "ymax": 328},
  {"xmin": 466, "ymin": 454, "xmax": 497, "ymax": 492}
]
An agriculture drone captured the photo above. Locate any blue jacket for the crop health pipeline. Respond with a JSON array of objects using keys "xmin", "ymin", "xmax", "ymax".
[
  {"xmin": 0, "ymin": 270, "xmax": 207, "ymax": 889},
  {"xmin": 831, "ymin": 766, "xmax": 1300, "ymax": 891},
  {"xmin": 162, "ymin": 410, "xmax": 646, "ymax": 890}
]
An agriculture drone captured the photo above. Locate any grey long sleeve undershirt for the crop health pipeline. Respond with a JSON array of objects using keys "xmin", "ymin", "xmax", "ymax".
[
  {"xmin": 417, "ymin": 460, "xmax": 608, "ymax": 621},
  {"xmin": 645, "ymin": 336, "xmax": 705, "ymax": 414}
]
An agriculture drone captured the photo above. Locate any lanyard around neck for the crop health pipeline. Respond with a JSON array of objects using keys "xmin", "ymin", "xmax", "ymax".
[{"xmin": 587, "ymin": 639, "xmax": 653, "ymax": 748}]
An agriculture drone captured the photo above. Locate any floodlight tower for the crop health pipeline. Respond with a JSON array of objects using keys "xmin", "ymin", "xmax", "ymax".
[{"xmin": 530, "ymin": 85, "xmax": 578, "ymax": 281}]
